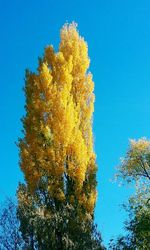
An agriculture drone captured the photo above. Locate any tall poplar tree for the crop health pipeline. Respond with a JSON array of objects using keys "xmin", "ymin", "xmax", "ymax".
[{"xmin": 18, "ymin": 23, "xmax": 101, "ymax": 249}]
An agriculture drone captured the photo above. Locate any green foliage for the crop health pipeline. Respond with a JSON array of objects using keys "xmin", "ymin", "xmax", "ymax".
[
  {"xmin": 110, "ymin": 138, "xmax": 150, "ymax": 249},
  {"xmin": 17, "ymin": 184, "xmax": 105, "ymax": 250},
  {"xmin": 109, "ymin": 197, "xmax": 150, "ymax": 249}
]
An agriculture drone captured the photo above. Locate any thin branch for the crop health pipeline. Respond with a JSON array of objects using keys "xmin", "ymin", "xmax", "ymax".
[{"xmin": 137, "ymin": 156, "xmax": 150, "ymax": 181}]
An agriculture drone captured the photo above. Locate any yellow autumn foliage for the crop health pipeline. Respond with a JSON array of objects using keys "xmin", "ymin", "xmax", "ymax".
[{"xmin": 19, "ymin": 23, "xmax": 97, "ymax": 214}]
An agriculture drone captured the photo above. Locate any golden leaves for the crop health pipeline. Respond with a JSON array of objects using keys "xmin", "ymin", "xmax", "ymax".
[
  {"xmin": 20, "ymin": 22, "xmax": 96, "ymax": 213},
  {"xmin": 39, "ymin": 63, "xmax": 53, "ymax": 90}
]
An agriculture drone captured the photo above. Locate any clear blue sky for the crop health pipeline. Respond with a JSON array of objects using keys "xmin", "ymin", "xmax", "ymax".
[{"xmin": 1, "ymin": 0, "xmax": 150, "ymax": 247}]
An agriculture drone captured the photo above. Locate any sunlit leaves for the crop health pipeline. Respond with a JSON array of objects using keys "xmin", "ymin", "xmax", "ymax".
[
  {"xmin": 19, "ymin": 23, "xmax": 97, "ymax": 214},
  {"xmin": 117, "ymin": 138, "xmax": 150, "ymax": 184}
]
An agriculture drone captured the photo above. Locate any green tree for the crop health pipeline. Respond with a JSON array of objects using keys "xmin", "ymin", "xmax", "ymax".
[
  {"xmin": 109, "ymin": 195, "xmax": 150, "ymax": 249},
  {"xmin": 110, "ymin": 138, "xmax": 150, "ymax": 249}
]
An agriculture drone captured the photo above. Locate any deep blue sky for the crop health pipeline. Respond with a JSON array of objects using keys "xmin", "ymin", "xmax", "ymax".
[{"xmin": 1, "ymin": 0, "xmax": 150, "ymax": 247}]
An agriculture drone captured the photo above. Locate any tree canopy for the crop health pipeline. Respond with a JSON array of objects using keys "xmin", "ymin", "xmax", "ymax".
[
  {"xmin": 110, "ymin": 138, "xmax": 150, "ymax": 249},
  {"xmin": 16, "ymin": 23, "xmax": 104, "ymax": 249}
]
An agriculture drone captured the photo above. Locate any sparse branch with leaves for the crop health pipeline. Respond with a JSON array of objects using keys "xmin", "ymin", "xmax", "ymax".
[{"xmin": 117, "ymin": 138, "xmax": 150, "ymax": 183}]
